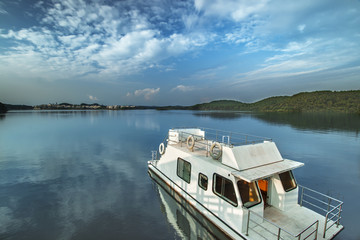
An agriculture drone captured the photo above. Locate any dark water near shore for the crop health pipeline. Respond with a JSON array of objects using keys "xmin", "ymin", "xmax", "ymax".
[{"xmin": 0, "ymin": 110, "xmax": 359, "ymax": 240}]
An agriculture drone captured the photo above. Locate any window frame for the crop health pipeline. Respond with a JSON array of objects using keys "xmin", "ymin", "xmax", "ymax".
[
  {"xmin": 176, "ymin": 158, "xmax": 191, "ymax": 184},
  {"xmin": 198, "ymin": 173, "xmax": 208, "ymax": 191},
  {"xmin": 212, "ymin": 173, "xmax": 238, "ymax": 207},
  {"xmin": 279, "ymin": 170, "xmax": 297, "ymax": 192},
  {"xmin": 237, "ymin": 179, "xmax": 262, "ymax": 208}
]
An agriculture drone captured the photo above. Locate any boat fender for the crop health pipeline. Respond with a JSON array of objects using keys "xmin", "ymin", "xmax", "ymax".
[
  {"xmin": 210, "ymin": 142, "xmax": 222, "ymax": 160},
  {"xmin": 187, "ymin": 135, "xmax": 195, "ymax": 150},
  {"xmin": 159, "ymin": 143, "xmax": 165, "ymax": 155}
]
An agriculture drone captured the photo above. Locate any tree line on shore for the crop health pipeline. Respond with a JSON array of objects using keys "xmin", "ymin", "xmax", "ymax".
[
  {"xmin": 184, "ymin": 90, "xmax": 360, "ymax": 113},
  {"xmin": 0, "ymin": 102, "xmax": 7, "ymax": 113},
  {"xmin": 1, "ymin": 90, "xmax": 359, "ymax": 114}
]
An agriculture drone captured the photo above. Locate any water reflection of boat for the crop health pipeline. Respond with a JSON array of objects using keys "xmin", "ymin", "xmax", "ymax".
[
  {"xmin": 148, "ymin": 128, "xmax": 344, "ymax": 240},
  {"xmin": 150, "ymin": 171, "xmax": 232, "ymax": 240}
]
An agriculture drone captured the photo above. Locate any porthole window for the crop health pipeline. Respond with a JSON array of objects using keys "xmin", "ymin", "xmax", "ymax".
[{"xmin": 198, "ymin": 173, "xmax": 208, "ymax": 190}]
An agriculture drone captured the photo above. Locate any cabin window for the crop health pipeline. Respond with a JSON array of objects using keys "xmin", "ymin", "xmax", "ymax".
[
  {"xmin": 177, "ymin": 158, "xmax": 191, "ymax": 183},
  {"xmin": 237, "ymin": 179, "xmax": 261, "ymax": 208},
  {"xmin": 198, "ymin": 173, "xmax": 208, "ymax": 190},
  {"xmin": 279, "ymin": 170, "xmax": 297, "ymax": 192},
  {"xmin": 213, "ymin": 174, "xmax": 238, "ymax": 206}
]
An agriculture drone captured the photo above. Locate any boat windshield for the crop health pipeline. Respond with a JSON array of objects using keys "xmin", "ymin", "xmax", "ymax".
[{"xmin": 237, "ymin": 179, "xmax": 261, "ymax": 208}]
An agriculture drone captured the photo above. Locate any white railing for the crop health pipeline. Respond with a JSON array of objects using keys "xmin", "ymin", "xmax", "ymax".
[
  {"xmin": 244, "ymin": 185, "xmax": 343, "ymax": 239},
  {"xmin": 170, "ymin": 127, "xmax": 272, "ymax": 147},
  {"xmin": 245, "ymin": 208, "xmax": 319, "ymax": 240},
  {"xmin": 298, "ymin": 185, "xmax": 343, "ymax": 238},
  {"xmin": 151, "ymin": 150, "xmax": 158, "ymax": 160}
]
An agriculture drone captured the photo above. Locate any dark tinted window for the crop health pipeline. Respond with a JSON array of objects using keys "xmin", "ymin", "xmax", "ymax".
[
  {"xmin": 237, "ymin": 179, "xmax": 261, "ymax": 208},
  {"xmin": 213, "ymin": 174, "xmax": 237, "ymax": 206},
  {"xmin": 279, "ymin": 171, "xmax": 297, "ymax": 192},
  {"xmin": 177, "ymin": 158, "xmax": 191, "ymax": 183},
  {"xmin": 198, "ymin": 173, "xmax": 208, "ymax": 190}
]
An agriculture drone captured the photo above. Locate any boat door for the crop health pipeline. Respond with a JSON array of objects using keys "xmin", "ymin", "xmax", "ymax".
[{"xmin": 258, "ymin": 178, "xmax": 270, "ymax": 207}]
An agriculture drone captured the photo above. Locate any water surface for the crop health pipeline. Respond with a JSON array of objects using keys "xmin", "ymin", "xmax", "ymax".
[{"xmin": 0, "ymin": 110, "xmax": 359, "ymax": 239}]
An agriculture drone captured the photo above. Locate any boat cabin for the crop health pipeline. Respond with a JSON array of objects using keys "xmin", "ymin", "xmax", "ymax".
[{"xmin": 148, "ymin": 128, "xmax": 344, "ymax": 240}]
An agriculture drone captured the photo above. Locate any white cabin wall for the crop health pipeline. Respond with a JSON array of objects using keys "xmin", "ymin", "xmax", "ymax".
[
  {"xmin": 269, "ymin": 175, "xmax": 284, "ymax": 210},
  {"xmin": 221, "ymin": 146, "xmax": 239, "ymax": 169},
  {"xmin": 269, "ymin": 175, "xmax": 299, "ymax": 211},
  {"xmin": 158, "ymin": 146, "xmax": 190, "ymax": 190},
  {"xmin": 158, "ymin": 145, "xmax": 246, "ymax": 236},
  {"xmin": 240, "ymin": 201, "xmax": 264, "ymax": 233},
  {"xmin": 284, "ymin": 187, "xmax": 299, "ymax": 211},
  {"xmin": 212, "ymin": 182, "xmax": 244, "ymax": 234},
  {"xmin": 189, "ymin": 162, "xmax": 244, "ymax": 234}
]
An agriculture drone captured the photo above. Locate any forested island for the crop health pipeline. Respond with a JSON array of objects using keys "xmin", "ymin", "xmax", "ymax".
[{"xmin": 1, "ymin": 90, "xmax": 360, "ymax": 113}]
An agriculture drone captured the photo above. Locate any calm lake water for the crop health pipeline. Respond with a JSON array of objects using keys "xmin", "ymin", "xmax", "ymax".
[{"xmin": 0, "ymin": 110, "xmax": 359, "ymax": 240}]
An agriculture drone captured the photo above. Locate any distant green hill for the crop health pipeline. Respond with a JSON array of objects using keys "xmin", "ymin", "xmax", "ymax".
[
  {"xmin": 187, "ymin": 90, "xmax": 360, "ymax": 113},
  {"xmin": 190, "ymin": 100, "xmax": 250, "ymax": 111}
]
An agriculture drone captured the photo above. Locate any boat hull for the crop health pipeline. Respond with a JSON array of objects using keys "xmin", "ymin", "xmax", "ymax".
[
  {"xmin": 148, "ymin": 128, "xmax": 345, "ymax": 240},
  {"xmin": 148, "ymin": 161, "xmax": 247, "ymax": 240}
]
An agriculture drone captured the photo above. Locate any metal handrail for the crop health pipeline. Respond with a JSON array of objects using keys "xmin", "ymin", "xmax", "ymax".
[
  {"xmin": 298, "ymin": 185, "xmax": 343, "ymax": 238},
  {"xmin": 299, "ymin": 185, "xmax": 342, "ymax": 203},
  {"xmin": 245, "ymin": 184, "xmax": 343, "ymax": 239},
  {"xmin": 324, "ymin": 202, "xmax": 343, "ymax": 238},
  {"xmin": 151, "ymin": 150, "xmax": 157, "ymax": 160},
  {"xmin": 300, "ymin": 220, "xmax": 319, "ymax": 240},
  {"xmin": 245, "ymin": 208, "xmax": 319, "ymax": 240},
  {"xmin": 170, "ymin": 127, "xmax": 272, "ymax": 148}
]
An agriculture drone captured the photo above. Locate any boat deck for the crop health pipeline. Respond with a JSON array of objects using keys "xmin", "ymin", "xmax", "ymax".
[
  {"xmin": 248, "ymin": 205, "xmax": 343, "ymax": 240},
  {"xmin": 162, "ymin": 129, "xmax": 344, "ymax": 239},
  {"xmin": 169, "ymin": 139, "xmax": 212, "ymax": 158}
]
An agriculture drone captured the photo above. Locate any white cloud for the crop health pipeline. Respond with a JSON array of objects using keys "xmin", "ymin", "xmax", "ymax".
[
  {"xmin": 194, "ymin": 0, "xmax": 268, "ymax": 21},
  {"xmin": 0, "ymin": 2, "xmax": 7, "ymax": 14},
  {"xmin": 171, "ymin": 85, "xmax": 195, "ymax": 92},
  {"xmin": 134, "ymin": 88, "xmax": 160, "ymax": 100},
  {"xmin": 1, "ymin": 0, "xmax": 360, "ymax": 105},
  {"xmin": 0, "ymin": 0, "xmax": 211, "ymax": 81},
  {"xmin": 167, "ymin": 33, "xmax": 209, "ymax": 54},
  {"xmin": 298, "ymin": 24, "xmax": 306, "ymax": 33},
  {"xmin": 223, "ymin": 21, "xmax": 257, "ymax": 45},
  {"xmin": 182, "ymin": 14, "xmax": 201, "ymax": 30},
  {"xmin": 88, "ymin": 95, "xmax": 98, "ymax": 101},
  {"xmin": 181, "ymin": 66, "xmax": 226, "ymax": 82},
  {"xmin": 0, "ymin": 8, "xmax": 7, "ymax": 15},
  {"xmin": 237, "ymin": 37, "xmax": 360, "ymax": 83},
  {"xmin": 281, "ymin": 40, "xmax": 313, "ymax": 53}
]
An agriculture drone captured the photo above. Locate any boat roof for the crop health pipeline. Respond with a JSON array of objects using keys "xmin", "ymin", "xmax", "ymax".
[
  {"xmin": 168, "ymin": 127, "xmax": 304, "ymax": 182},
  {"xmin": 222, "ymin": 141, "xmax": 284, "ymax": 171},
  {"xmin": 231, "ymin": 159, "xmax": 304, "ymax": 182}
]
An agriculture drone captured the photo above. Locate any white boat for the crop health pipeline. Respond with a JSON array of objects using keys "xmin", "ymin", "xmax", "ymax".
[
  {"xmin": 153, "ymin": 177, "xmax": 231, "ymax": 240},
  {"xmin": 148, "ymin": 127, "xmax": 344, "ymax": 240}
]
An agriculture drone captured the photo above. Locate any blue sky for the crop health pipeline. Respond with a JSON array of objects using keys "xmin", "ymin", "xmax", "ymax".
[{"xmin": 0, "ymin": 0, "xmax": 359, "ymax": 106}]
